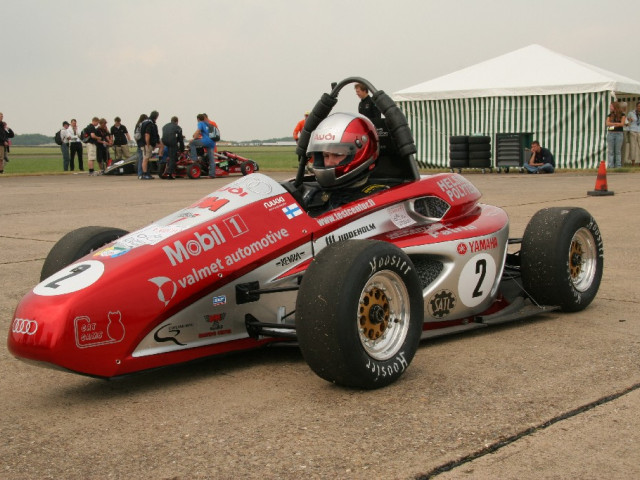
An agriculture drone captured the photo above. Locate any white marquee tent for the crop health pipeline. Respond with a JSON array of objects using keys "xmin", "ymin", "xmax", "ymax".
[{"xmin": 393, "ymin": 44, "xmax": 640, "ymax": 169}]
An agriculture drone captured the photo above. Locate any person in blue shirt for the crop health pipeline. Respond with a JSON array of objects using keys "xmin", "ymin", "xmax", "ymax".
[
  {"xmin": 524, "ymin": 140, "xmax": 555, "ymax": 174},
  {"xmin": 189, "ymin": 113, "xmax": 216, "ymax": 178}
]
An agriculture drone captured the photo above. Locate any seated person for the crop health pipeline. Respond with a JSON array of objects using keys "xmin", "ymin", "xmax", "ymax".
[
  {"xmin": 303, "ymin": 113, "xmax": 390, "ymax": 216},
  {"xmin": 524, "ymin": 140, "xmax": 555, "ymax": 174}
]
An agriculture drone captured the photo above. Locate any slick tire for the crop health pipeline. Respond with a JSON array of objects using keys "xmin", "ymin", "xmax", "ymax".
[
  {"xmin": 40, "ymin": 226, "xmax": 129, "ymax": 281},
  {"xmin": 520, "ymin": 207, "xmax": 603, "ymax": 312},
  {"xmin": 296, "ymin": 240, "xmax": 424, "ymax": 389}
]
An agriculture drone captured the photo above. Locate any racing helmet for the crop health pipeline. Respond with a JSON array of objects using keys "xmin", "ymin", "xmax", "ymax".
[{"xmin": 306, "ymin": 113, "xmax": 379, "ymax": 188}]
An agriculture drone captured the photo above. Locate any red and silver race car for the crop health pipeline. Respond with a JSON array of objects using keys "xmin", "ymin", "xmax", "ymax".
[{"xmin": 7, "ymin": 78, "xmax": 603, "ymax": 389}]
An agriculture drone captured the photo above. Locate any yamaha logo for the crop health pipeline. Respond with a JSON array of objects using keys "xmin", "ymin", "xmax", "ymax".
[{"xmin": 12, "ymin": 318, "xmax": 38, "ymax": 335}]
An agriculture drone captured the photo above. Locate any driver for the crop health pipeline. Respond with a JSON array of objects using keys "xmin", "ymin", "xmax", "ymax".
[{"xmin": 304, "ymin": 113, "xmax": 389, "ymax": 215}]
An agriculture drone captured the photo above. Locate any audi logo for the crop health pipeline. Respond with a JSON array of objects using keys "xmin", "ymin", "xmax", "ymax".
[{"xmin": 12, "ymin": 318, "xmax": 38, "ymax": 335}]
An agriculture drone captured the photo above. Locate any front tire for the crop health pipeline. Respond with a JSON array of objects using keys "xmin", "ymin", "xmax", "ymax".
[
  {"xmin": 241, "ymin": 160, "xmax": 258, "ymax": 175},
  {"xmin": 296, "ymin": 240, "xmax": 424, "ymax": 389},
  {"xmin": 40, "ymin": 226, "xmax": 129, "ymax": 281},
  {"xmin": 521, "ymin": 207, "xmax": 603, "ymax": 312}
]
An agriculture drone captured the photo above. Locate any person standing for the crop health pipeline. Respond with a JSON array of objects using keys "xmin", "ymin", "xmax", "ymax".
[
  {"xmin": 84, "ymin": 117, "xmax": 100, "ymax": 175},
  {"xmin": 606, "ymin": 101, "xmax": 626, "ymax": 168},
  {"xmin": 293, "ymin": 112, "xmax": 309, "ymax": 143},
  {"xmin": 626, "ymin": 101, "xmax": 640, "ymax": 167},
  {"xmin": 68, "ymin": 119, "xmax": 84, "ymax": 171},
  {"xmin": 524, "ymin": 141, "xmax": 555, "ymax": 174},
  {"xmin": 190, "ymin": 113, "xmax": 216, "ymax": 178},
  {"xmin": 161, "ymin": 116, "xmax": 184, "ymax": 179},
  {"xmin": 203, "ymin": 113, "xmax": 219, "ymax": 154},
  {"xmin": 110, "ymin": 117, "xmax": 131, "ymax": 164},
  {"xmin": 59, "ymin": 121, "xmax": 71, "ymax": 171},
  {"xmin": 133, "ymin": 113, "xmax": 148, "ymax": 178},
  {"xmin": 354, "ymin": 83, "xmax": 382, "ymax": 126},
  {"xmin": 141, "ymin": 111, "xmax": 160, "ymax": 180},
  {"xmin": 96, "ymin": 118, "xmax": 112, "ymax": 172},
  {"xmin": 0, "ymin": 112, "xmax": 15, "ymax": 174}
]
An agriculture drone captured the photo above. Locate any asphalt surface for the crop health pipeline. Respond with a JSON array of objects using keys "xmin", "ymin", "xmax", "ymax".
[{"xmin": 1, "ymin": 170, "xmax": 639, "ymax": 479}]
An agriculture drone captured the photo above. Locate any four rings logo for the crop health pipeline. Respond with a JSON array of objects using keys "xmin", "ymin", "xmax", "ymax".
[{"xmin": 12, "ymin": 318, "xmax": 38, "ymax": 335}]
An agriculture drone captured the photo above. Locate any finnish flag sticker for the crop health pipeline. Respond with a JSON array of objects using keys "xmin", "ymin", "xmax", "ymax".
[{"xmin": 282, "ymin": 204, "xmax": 302, "ymax": 219}]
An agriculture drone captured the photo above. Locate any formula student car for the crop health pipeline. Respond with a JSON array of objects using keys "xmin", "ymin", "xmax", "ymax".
[
  {"xmin": 8, "ymin": 77, "xmax": 604, "ymax": 389},
  {"xmin": 104, "ymin": 148, "xmax": 259, "ymax": 179}
]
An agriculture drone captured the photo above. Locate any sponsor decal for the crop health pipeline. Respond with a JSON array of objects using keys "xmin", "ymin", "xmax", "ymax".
[
  {"xmin": 467, "ymin": 237, "xmax": 498, "ymax": 253},
  {"xmin": 366, "ymin": 352, "xmax": 409, "ymax": 381},
  {"xmin": 325, "ymin": 223, "xmax": 377, "ymax": 245},
  {"xmin": 264, "ymin": 196, "xmax": 286, "ymax": 210},
  {"xmin": 153, "ymin": 228, "xmax": 291, "ymax": 305},
  {"xmin": 387, "ymin": 204, "xmax": 416, "ymax": 229},
  {"xmin": 316, "ymin": 198, "xmax": 376, "ymax": 226},
  {"xmin": 436, "ymin": 175, "xmax": 480, "ymax": 202},
  {"xmin": 457, "ymin": 243, "xmax": 468, "ymax": 255},
  {"xmin": 93, "ymin": 246, "xmax": 129, "ymax": 258},
  {"xmin": 116, "ymin": 225, "xmax": 183, "ymax": 249},
  {"xmin": 314, "ymin": 132, "xmax": 335, "ymax": 141},
  {"xmin": 153, "ymin": 322, "xmax": 193, "ymax": 346},
  {"xmin": 212, "ymin": 295, "xmax": 227, "ymax": 306},
  {"xmin": 149, "ymin": 276, "xmax": 178, "ymax": 306},
  {"xmin": 429, "ymin": 290, "xmax": 456, "ymax": 318},
  {"xmin": 276, "ymin": 251, "xmax": 306, "ymax": 267},
  {"xmin": 74, "ymin": 311, "xmax": 126, "ymax": 348},
  {"xmin": 164, "ymin": 224, "xmax": 227, "ymax": 266},
  {"xmin": 282, "ymin": 204, "xmax": 302, "ymax": 219},
  {"xmin": 12, "ymin": 318, "xmax": 38, "ymax": 335},
  {"xmin": 368, "ymin": 254, "xmax": 412, "ymax": 276},
  {"xmin": 223, "ymin": 229, "xmax": 289, "ymax": 266},
  {"xmin": 199, "ymin": 313, "xmax": 231, "ymax": 338},
  {"xmin": 34, "ymin": 260, "xmax": 105, "ymax": 297},
  {"xmin": 191, "ymin": 196, "xmax": 230, "ymax": 212}
]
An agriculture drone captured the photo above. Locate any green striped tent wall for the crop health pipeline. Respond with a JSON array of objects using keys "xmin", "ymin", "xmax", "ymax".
[{"xmin": 398, "ymin": 91, "xmax": 610, "ymax": 169}]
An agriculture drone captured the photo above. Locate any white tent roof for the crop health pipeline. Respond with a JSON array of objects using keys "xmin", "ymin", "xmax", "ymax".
[{"xmin": 393, "ymin": 44, "xmax": 640, "ymax": 101}]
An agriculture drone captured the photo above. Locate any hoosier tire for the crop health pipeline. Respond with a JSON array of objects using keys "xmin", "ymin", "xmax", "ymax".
[
  {"xmin": 296, "ymin": 240, "xmax": 424, "ymax": 389},
  {"xmin": 520, "ymin": 207, "xmax": 603, "ymax": 312},
  {"xmin": 40, "ymin": 226, "xmax": 129, "ymax": 281}
]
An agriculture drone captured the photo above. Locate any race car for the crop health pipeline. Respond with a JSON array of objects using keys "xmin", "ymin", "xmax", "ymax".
[
  {"xmin": 104, "ymin": 149, "xmax": 259, "ymax": 179},
  {"xmin": 7, "ymin": 77, "xmax": 603, "ymax": 389}
]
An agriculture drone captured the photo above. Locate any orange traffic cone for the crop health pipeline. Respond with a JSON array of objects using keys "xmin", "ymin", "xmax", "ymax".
[{"xmin": 587, "ymin": 161, "xmax": 614, "ymax": 196}]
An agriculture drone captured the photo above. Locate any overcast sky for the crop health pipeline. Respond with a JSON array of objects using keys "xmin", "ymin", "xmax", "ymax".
[{"xmin": 4, "ymin": 0, "xmax": 639, "ymax": 141}]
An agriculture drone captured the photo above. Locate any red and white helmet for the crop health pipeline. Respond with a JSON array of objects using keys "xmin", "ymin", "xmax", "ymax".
[{"xmin": 306, "ymin": 113, "xmax": 379, "ymax": 188}]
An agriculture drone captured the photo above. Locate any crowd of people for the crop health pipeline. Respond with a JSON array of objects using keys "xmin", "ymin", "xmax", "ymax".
[
  {"xmin": 50, "ymin": 111, "xmax": 219, "ymax": 179},
  {"xmin": 3, "ymin": 92, "xmax": 640, "ymax": 180}
]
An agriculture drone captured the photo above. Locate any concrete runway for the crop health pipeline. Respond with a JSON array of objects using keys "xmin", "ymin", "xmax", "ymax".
[{"xmin": 1, "ymin": 171, "xmax": 639, "ymax": 479}]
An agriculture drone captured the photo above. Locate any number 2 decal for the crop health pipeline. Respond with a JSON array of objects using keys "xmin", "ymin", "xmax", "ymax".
[
  {"xmin": 34, "ymin": 260, "xmax": 105, "ymax": 297},
  {"xmin": 473, "ymin": 259, "xmax": 487, "ymax": 298},
  {"xmin": 458, "ymin": 254, "xmax": 497, "ymax": 308}
]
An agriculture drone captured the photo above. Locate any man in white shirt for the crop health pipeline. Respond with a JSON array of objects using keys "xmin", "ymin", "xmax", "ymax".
[
  {"xmin": 60, "ymin": 121, "xmax": 71, "ymax": 171},
  {"xmin": 67, "ymin": 119, "xmax": 84, "ymax": 171}
]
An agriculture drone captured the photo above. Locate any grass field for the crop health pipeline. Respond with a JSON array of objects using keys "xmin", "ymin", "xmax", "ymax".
[{"xmin": 2, "ymin": 145, "xmax": 300, "ymax": 175}]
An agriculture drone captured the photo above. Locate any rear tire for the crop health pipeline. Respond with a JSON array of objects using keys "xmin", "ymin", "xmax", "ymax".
[
  {"xmin": 40, "ymin": 226, "xmax": 129, "ymax": 281},
  {"xmin": 187, "ymin": 164, "xmax": 201, "ymax": 179},
  {"xmin": 521, "ymin": 208, "xmax": 603, "ymax": 312},
  {"xmin": 296, "ymin": 240, "xmax": 424, "ymax": 389}
]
